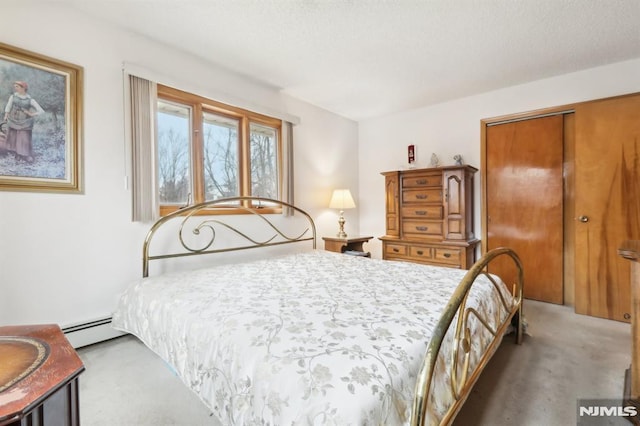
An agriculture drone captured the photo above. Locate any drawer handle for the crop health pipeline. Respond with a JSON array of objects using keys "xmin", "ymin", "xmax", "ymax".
[
  {"xmin": 393, "ymin": 248, "xmax": 400, "ymax": 253},
  {"xmin": 416, "ymin": 194, "xmax": 428, "ymax": 200},
  {"xmin": 443, "ymin": 253, "xmax": 451, "ymax": 258},
  {"xmin": 416, "ymin": 226, "xmax": 428, "ymax": 231},
  {"xmin": 416, "ymin": 179, "xmax": 427, "ymax": 185},
  {"xmin": 416, "ymin": 250, "xmax": 424, "ymax": 255},
  {"xmin": 415, "ymin": 210, "xmax": 427, "ymax": 215}
]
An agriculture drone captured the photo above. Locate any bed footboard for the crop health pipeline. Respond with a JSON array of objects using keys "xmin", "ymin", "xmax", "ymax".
[{"xmin": 410, "ymin": 247, "xmax": 524, "ymax": 426}]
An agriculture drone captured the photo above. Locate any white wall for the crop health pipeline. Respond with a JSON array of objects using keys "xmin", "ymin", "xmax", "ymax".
[
  {"xmin": 358, "ymin": 58, "xmax": 640, "ymax": 259},
  {"xmin": 4, "ymin": 3, "xmax": 638, "ymax": 330},
  {"xmin": 0, "ymin": 4, "xmax": 358, "ymax": 327}
]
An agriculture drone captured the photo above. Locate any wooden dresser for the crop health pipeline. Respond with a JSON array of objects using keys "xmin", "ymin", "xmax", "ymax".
[{"xmin": 380, "ymin": 165, "xmax": 480, "ymax": 269}]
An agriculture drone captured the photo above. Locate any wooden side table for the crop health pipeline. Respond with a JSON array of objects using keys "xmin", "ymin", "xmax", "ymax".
[
  {"xmin": 322, "ymin": 236, "xmax": 373, "ymax": 256},
  {"xmin": 618, "ymin": 240, "xmax": 640, "ymax": 424},
  {"xmin": 0, "ymin": 324, "xmax": 84, "ymax": 426}
]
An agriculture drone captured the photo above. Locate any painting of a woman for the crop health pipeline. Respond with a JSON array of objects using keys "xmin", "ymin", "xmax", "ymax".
[
  {"xmin": 0, "ymin": 42, "xmax": 83, "ymax": 192},
  {"xmin": 3, "ymin": 81, "xmax": 44, "ymax": 162}
]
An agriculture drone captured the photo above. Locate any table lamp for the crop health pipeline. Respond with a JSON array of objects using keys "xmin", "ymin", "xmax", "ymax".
[{"xmin": 329, "ymin": 189, "xmax": 356, "ymax": 238}]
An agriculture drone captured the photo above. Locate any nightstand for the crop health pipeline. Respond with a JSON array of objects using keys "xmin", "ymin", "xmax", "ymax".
[
  {"xmin": 0, "ymin": 324, "xmax": 84, "ymax": 426},
  {"xmin": 322, "ymin": 236, "xmax": 373, "ymax": 257}
]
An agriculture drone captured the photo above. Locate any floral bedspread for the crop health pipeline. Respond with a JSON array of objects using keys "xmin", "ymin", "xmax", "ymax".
[{"xmin": 112, "ymin": 250, "xmax": 513, "ymax": 425}]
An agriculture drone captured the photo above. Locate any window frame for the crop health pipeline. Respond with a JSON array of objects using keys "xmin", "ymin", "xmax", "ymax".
[{"xmin": 156, "ymin": 84, "xmax": 283, "ymax": 216}]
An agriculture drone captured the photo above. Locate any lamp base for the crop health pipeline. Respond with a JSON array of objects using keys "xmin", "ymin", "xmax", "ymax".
[{"xmin": 336, "ymin": 211, "xmax": 347, "ymax": 238}]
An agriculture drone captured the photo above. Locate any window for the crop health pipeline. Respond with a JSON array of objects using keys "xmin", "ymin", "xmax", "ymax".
[{"xmin": 156, "ymin": 85, "xmax": 282, "ymax": 215}]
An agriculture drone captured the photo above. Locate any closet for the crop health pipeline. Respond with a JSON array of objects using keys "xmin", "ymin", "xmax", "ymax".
[
  {"xmin": 485, "ymin": 115, "xmax": 564, "ymax": 304},
  {"xmin": 482, "ymin": 93, "xmax": 640, "ymax": 322}
]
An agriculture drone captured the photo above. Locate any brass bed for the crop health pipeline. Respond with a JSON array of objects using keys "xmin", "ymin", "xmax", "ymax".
[{"xmin": 113, "ymin": 197, "xmax": 524, "ymax": 425}]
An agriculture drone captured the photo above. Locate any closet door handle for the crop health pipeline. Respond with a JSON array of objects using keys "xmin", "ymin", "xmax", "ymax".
[{"xmin": 578, "ymin": 215, "xmax": 589, "ymax": 223}]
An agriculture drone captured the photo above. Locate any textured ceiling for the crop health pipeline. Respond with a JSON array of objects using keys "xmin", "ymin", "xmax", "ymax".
[{"xmin": 52, "ymin": 0, "xmax": 640, "ymax": 121}]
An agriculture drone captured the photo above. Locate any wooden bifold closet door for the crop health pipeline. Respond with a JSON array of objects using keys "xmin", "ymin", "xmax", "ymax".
[
  {"xmin": 485, "ymin": 115, "xmax": 564, "ymax": 304},
  {"xmin": 573, "ymin": 94, "xmax": 640, "ymax": 322},
  {"xmin": 483, "ymin": 93, "xmax": 639, "ymax": 321}
]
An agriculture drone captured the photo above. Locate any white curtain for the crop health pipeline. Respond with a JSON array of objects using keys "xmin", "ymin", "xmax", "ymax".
[
  {"xmin": 129, "ymin": 75, "xmax": 159, "ymax": 222},
  {"xmin": 281, "ymin": 121, "xmax": 294, "ymax": 216}
]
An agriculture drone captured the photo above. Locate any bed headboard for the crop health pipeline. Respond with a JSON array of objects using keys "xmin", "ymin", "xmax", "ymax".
[{"xmin": 142, "ymin": 196, "xmax": 317, "ymax": 277}]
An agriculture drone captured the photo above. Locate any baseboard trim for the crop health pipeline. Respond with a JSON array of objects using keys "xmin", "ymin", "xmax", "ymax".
[{"xmin": 62, "ymin": 317, "xmax": 125, "ymax": 349}]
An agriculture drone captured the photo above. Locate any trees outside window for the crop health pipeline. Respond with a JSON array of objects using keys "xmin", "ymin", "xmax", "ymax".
[{"xmin": 156, "ymin": 85, "xmax": 282, "ymax": 215}]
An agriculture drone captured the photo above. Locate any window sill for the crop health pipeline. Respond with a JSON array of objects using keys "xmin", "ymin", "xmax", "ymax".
[{"xmin": 159, "ymin": 204, "xmax": 283, "ymax": 217}]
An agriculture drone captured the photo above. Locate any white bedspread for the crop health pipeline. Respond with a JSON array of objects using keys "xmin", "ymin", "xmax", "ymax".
[{"xmin": 112, "ymin": 250, "xmax": 513, "ymax": 425}]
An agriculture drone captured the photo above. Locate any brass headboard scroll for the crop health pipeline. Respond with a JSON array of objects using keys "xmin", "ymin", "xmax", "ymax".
[{"xmin": 142, "ymin": 196, "xmax": 317, "ymax": 277}]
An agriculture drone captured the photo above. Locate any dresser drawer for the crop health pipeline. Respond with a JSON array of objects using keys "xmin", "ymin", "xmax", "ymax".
[
  {"xmin": 401, "ymin": 206, "xmax": 443, "ymax": 219},
  {"xmin": 408, "ymin": 245, "xmax": 433, "ymax": 260},
  {"xmin": 403, "ymin": 220, "xmax": 443, "ymax": 239},
  {"xmin": 402, "ymin": 188, "xmax": 442, "ymax": 204},
  {"xmin": 384, "ymin": 243, "xmax": 407, "ymax": 256},
  {"xmin": 402, "ymin": 173, "xmax": 442, "ymax": 188},
  {"xmin": 434, "ymin": 247, "xmax": 462, "ymax": 265}
]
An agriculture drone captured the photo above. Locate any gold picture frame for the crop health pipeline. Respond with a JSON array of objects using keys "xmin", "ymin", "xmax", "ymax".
[{"xmin": 0, "ymin": 42, "xmax": 83, "ymax": 193}]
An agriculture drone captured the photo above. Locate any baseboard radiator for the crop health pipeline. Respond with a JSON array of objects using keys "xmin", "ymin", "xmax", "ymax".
[{"xmin": 62, "ymin": 317, "xmax": 126, "ymax": 349}]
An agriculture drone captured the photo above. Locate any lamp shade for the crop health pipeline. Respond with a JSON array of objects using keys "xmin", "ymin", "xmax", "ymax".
[{"xmin": 329, "ymin": 189, "xmax": 356, "ymax": 209}]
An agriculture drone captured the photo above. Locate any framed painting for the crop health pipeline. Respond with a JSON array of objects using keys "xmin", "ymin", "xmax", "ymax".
[{"xmin": 0, "ymin": 42, "xmax": 83, "ymax": 193}]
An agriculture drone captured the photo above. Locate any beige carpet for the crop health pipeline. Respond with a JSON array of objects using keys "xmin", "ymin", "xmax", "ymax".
[
  {"xmin": 454, "ymin": 300, "xmax": 631, "ymax": 426},
  {"xmin": 78, "ymin": 299, "xmax": 631, "ymax": 425}
]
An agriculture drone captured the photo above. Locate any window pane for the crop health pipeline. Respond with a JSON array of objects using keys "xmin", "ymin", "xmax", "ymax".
[
  {"xmin": 157, "ymin": 101, "xmax": 191, "ymax": 204},
  {"xmin": 202, "ymin": 112, "xmax": 239, "ymax": 200},
  {"xmin": 250, "ymin": 123, "xmax": 278, "ymax": 199}
]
